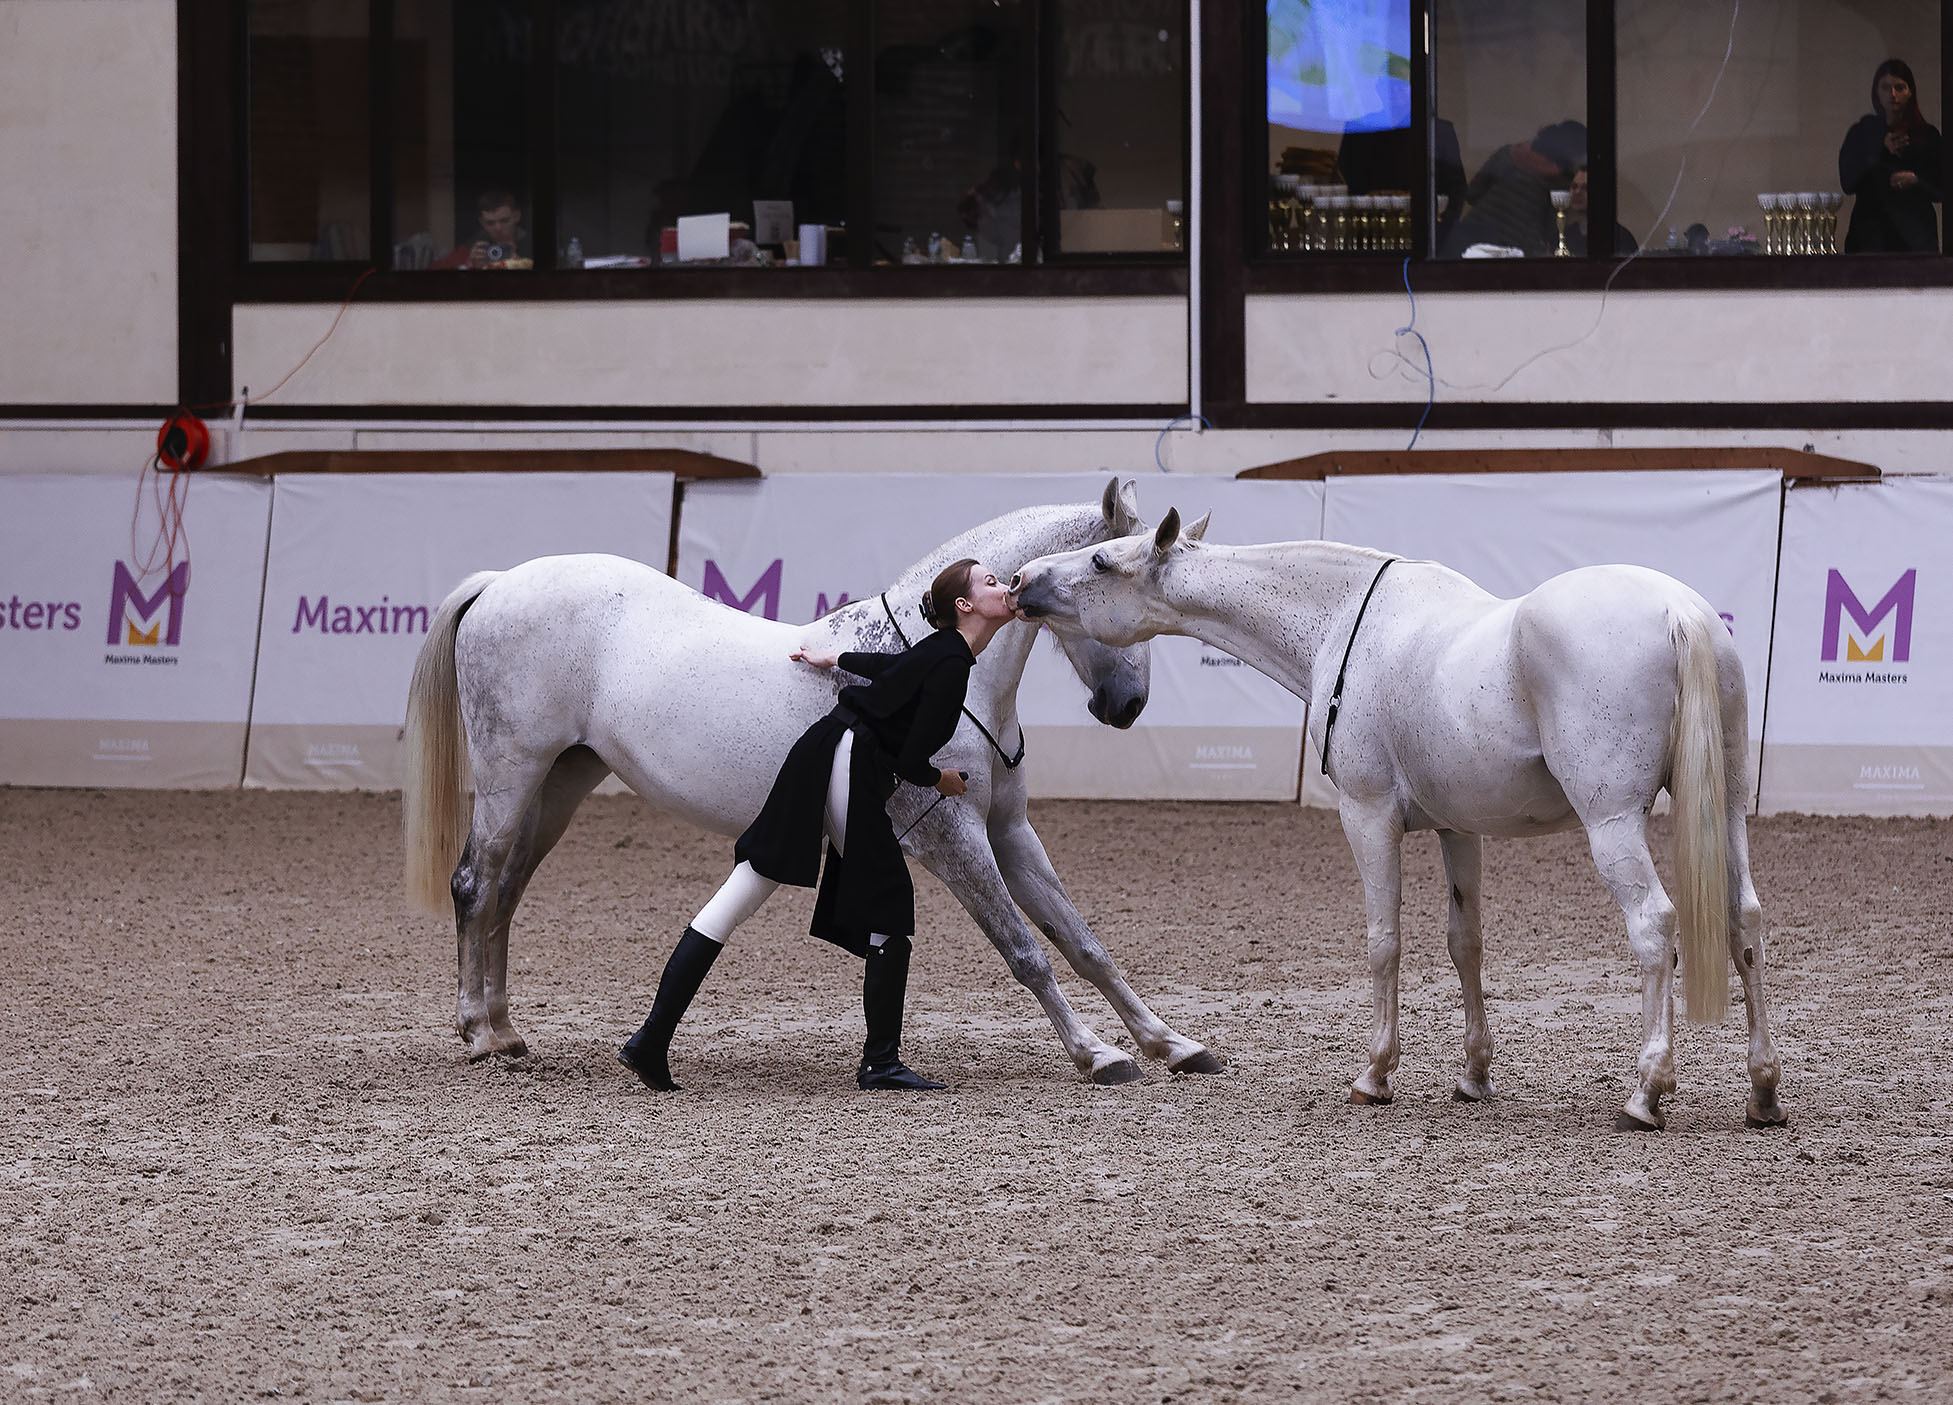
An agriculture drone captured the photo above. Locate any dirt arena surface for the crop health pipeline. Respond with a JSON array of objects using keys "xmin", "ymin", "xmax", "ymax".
[{"xmin": 4, "ymin": 789, "xmax": 1951, "ymax": 1402}]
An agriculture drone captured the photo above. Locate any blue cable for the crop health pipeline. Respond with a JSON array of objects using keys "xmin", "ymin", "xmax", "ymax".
[
  {"xmin": 1154, "ymin": 412, "xmax": 1212, "ymax": 473},
  {"xmin": 1396, "ymin": 256, "xmax": 1435, "ymax": 450}
]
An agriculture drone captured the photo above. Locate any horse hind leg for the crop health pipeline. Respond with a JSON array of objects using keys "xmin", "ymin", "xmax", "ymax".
[
  {"xmin": 1583, "ymin": 811, "xmax": 1679, "ymax": 1131},
  {"xmin": 478, "ymin": 746, "xmax": 612, "ymax": 1059},
  {"xmin": 1339, "ymin": 801, "xmax": 1405, "ymax": 1106},
  {"xmin": 453, "ymin": 746, "xmax": 604, "ymax": 1060},
  {"xmin": 1726, "ymin": 812, "xmax": 1786, "ymax": 1128},
  {"xmin": 1438, "ymin": 830, "xmax": 1495, "ymax": 1102}
]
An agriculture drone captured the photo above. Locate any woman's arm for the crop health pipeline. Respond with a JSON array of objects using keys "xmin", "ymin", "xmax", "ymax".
[
  {"xmin": 835, "ymin": 650, "xmax": 897, "ymax": 679},
  {"xmin": 890, "ymin": 663, "xmax": 969, "ymax": 789},
  {"xmin": 1909, "ymin": 125, "xmax": 1945, "ymax": 202},
  {"xmin": 1839, "ymin": 116, "xmax": 1882, "ymax": 195}
]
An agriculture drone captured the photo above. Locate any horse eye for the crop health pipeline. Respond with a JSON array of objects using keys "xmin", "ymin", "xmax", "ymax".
[{"xmin": 1091, "ymin": 551, "xmax": 1110, "ymax": 573}]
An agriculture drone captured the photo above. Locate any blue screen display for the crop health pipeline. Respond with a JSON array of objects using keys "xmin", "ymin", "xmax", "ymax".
[{"xmin": 1267, "ymin": 0, "xmax": 1411, "ymax": 134}]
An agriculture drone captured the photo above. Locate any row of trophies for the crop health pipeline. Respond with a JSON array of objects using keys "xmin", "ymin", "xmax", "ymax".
[
  {"xmin": 1757, "ymin": 191, "xmax": 1844, "ymax": 255},
  {"xmin": 1267, "ymin": 175, "xmax": 1418, "ymax": 253}
]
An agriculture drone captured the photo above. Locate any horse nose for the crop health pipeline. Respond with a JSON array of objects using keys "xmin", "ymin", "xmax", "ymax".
[
  {"xmin": 1008, "ymin": 571, "xmax": 1023, "ymax": 592},
  {"xmin": 1089, "ymin": 686, "xmax": 1144, "ymax": 730},
  {"xmin": 1108, "ymin": 695, "xmax": 1143, "ymax": 729}
]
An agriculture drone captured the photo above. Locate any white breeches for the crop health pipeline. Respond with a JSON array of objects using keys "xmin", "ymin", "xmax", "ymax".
[{"xmin": 692, "ymin": 730, "xmax": 886, "ymax": 946}]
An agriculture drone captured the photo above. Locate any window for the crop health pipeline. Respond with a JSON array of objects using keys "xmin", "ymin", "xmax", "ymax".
[
  {"xmin": 247, "ymin": 0, "xmax": 371, "ymax": 261},
  {"xmin": 1618, "ymin": 0, "xmax": 1941, "ymax": 258},
  {"xmin": 235, "ymin": 0, "xmax": 1189, "ymax": 275}
]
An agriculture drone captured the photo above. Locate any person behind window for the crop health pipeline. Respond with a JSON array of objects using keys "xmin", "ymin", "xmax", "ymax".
[
  {"xmin": 1440, "ymin": 119, "xmax": 1586, "ymax": 258},
  {"xmin": 431, "ymin": 188, "xmax": 532, "ymax": 269},
  {"xmin": 1839, "ymin": 59, "xmax": 1944, "ymax": 253},
  {"xmin": 1565, "ymin": 166, "xmax": 1635, "ymax": 256},
  {"xmin": 1337, "ymin": 115, "xmax": 1466, "ymax": 248}
]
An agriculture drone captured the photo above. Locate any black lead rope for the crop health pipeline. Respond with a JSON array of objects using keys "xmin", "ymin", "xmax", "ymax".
[
  {"xmin": 1318, "ymin": 558, "xmax": 1397, "ymax": 780},
  {"xmin": 879, "ymin": 593, "xmax": 1026, "ymax": 769}
]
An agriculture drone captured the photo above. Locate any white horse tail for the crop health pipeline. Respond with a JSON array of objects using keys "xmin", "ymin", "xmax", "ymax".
[
  {"xmin": 403, "ymin": 571, "xmax": 501, "ymax": 916},
  {"xmin": 1669, "ymin": 605, "xmax": 1731, "ymax": 1025}
]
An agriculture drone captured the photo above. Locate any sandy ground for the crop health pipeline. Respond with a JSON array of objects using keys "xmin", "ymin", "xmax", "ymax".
[{"xmin": 3, "ymin": 788, "xmax": 1951, "ymax": 1403}]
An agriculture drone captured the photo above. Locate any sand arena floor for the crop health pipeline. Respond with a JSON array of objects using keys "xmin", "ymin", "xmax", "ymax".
[{"xmin": 3, "ymin": 788, "xmax": 1951, "ymax": 1402}]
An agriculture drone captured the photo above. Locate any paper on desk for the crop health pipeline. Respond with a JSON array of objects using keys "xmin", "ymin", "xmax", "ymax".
[
  {"xmin": 677, "ymin": 213, "xmax": 731, "ymax": 262},
  {"xmin": 752, "ymin": 200, "xmax": 794, "ymax": 246}
]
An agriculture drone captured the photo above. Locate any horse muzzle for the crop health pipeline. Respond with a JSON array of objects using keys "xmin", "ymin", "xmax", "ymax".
[{"xmin": 1089, "ymin": 684, "xmax": 1145, "ymax": 730}]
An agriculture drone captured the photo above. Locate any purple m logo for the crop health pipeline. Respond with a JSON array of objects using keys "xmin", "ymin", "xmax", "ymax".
[
  {"xmin": 1821, "ymin": 568, "xmax": 1914, "ymax": 663},
  {"xmin": 106, "ymin": 560, "xmax": 190, "ymax": 646},
  {"xmin": 702, "ymin": 558, "xmax": 782, "ymax": 620}
]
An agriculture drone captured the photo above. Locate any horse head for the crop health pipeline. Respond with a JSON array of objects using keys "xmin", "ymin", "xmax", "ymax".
[
  {"xmin": 1047, "ymin": 479, "xmax": 1151, "ymax": 728},
  {"xmin": 1011, "ymin": 503, "xmax": 1210, "ymax": 649}
]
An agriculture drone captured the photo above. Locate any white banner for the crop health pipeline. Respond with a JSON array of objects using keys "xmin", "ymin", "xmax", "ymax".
[
  {"xmin": 246, "ymin": 472, "xmax": 674, "ymax": 788},
  {"xmin": 675, "ymin": 474, "xmax": 1323, "ymax": 799},
  {"xmin": 1316, "ymin": 470, "xmax": 1783, "ymax": 808},
  {"xmin": 0, "ymin": 473, "xmax": 272, "ymax": 787},
  {"xmin": 1760, "ymin": 478, "xmax": 1953, "ymax": 816}
]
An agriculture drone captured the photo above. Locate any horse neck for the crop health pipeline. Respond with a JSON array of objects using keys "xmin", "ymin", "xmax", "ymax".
[
  {"xmin": 1165, "ymin": 541, "xmax": 1392, "ymax": 700},
  {"xmin": 874, "ymin": 503, "xmax": 1100, "ymax": 714}
]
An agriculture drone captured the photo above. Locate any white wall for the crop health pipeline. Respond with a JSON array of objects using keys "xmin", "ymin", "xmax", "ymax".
[
  {"xmin": 1247, "ymin": 287, "xmax": 1953, "ymax": 405},
  {"xmin": 0, "ymin": 0, "xmax": 177, "ymax": 404},
  {"xmin": 231, "ymin": 297, "xmax": 1189, "ymax": 407}
]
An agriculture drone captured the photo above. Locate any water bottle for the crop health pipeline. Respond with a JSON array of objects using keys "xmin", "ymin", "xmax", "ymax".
[
  {"xmin": 928, "ymin": 231, "xmax": 944, "ymax": 262},
  {"xmin": 565, "ymin": 236, "xmax": 584, "ymax": 269},
  {"xmin": 960, "ymin": 234, "xmax": 977, "ymax": 261}
]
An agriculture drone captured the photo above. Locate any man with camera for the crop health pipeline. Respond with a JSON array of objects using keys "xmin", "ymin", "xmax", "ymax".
[{"xmin": 432, "ymin": 189, "xmax": 532, "ymax": 269}]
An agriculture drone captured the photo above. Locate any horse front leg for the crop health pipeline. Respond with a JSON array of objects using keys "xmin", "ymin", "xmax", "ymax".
[
  {"xmin": 1727, "ymin": 813, "xmax": 1786, "ymax": 1128},
  {"xmin": 1584, "ymin": 812, "xmax": 1678, "ymax": 1131},
  {"xmin": 1339, "ymin": 801, "xmax": 1405, "ymax": 1106},
  {"xmin": 912, "ymin": 821, "xmax": 1144, "ymax": 1085},
  {"xmin": 1438, "ymin": 830, "xmax": 1496, "ymax": 1102},
  {"xmin": 990, "ymin": 817, "xmax": 1222, "ymax": 1074}
]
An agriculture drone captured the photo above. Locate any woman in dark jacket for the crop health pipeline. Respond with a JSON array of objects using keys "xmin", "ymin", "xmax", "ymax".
[
  {"xmin": 1839, "ymin": 58, "xmax": 1944, "ymax": 253},
  {"xmin": 620, "ymin": 558, "xmax": 1022, "ymax": 1093}
]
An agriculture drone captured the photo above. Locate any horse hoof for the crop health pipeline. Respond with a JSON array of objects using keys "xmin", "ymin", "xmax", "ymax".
[
  {"xmin": 1745, "ymin": 1095, "xmax": 1789, "ymax": 1129},
  {"xmin": 1349, "ymin": 1088, "xmax": 1393, "ymax": 1107},
  {"xmin": 1090, "ymin": 1058, "xmax": 1145, "ymax": 1086},
  {"xmin": 1168, "ymin": 1049, "xmax": 1226, "ymax": 1076},
  {"xmin": 1614, "ymin": 1110, "xmax": 1663, "ymax": 1134},
  {"xmin": 1452, "ymin": 1086, "xmax": 1490, "ymax": 1104}
]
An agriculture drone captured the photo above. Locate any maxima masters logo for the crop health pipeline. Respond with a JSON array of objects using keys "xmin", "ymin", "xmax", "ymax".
[
  {"xmin": 1818, "ymin": 568, "xmax": 1913, "ymax": 684},
  {"xmin": 105, "ymin": 559, "xmax": 189, "ymax": 666}
]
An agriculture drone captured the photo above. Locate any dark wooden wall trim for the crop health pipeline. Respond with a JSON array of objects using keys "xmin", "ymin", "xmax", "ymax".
[
  {"xmin": 217, "ymin": 448, "xmax": 758, "ymax": 477},
  {"xmin": 1230, "ymin": 401, "xmax": 1953, "ymax": 432},
  {"xmin": 1239, "ymin": 446, "xmax": 1878, "ymax": 482}
]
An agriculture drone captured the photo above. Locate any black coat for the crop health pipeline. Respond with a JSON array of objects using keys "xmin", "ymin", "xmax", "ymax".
[
  {"xmin": 735, "ymin": 628, "xmax": 975, "ymax": 955},
  {"xmin": 1839, "ymin": 113, "xmax": 1944, "ymax": 252}
]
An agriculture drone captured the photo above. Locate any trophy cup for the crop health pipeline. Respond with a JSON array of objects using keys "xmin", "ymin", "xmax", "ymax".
[{"xmin": 1550, "ymin": 188, "xmax": 1573, "ymax": 256}]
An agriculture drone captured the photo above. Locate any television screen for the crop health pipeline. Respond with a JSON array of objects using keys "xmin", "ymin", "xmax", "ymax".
[{"xmin": 1267, "ymin": 0, "xmax": 1411, "ymax": 134}]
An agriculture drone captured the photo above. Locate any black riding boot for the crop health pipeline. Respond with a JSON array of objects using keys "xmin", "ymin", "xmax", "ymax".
[
  {"xmin": 618, "ymin": 926, "xmax": 722, "ymax": 1091},
  {"xmin": 857, "ymin": 935, "xmax": 946, "ymax": 1091}
]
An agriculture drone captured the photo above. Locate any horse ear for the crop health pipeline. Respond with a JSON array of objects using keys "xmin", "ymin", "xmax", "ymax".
[
  {"xmin": 1100, "ymin": 476, "xmax": 1120, "ymax": 528},
  {"xmin": 1184, "ymin": 509, "xmax": 1212, "ymax": 543},
  {"xmin": 1117, "ymin": 478, "xmax": 1142, "ymax": 533},
  {"xmin": 1153, "ymin": 507, "xmax": 1181, "ymax": 555}
]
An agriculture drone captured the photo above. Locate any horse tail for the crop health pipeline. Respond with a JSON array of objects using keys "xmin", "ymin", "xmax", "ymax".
[
  {"xmin": 1669, "ymin": 604, "xmax": 1731, "ymax": 1026},
  {"xmin": 403, "ymin": 571, "xmax": 501, "ymax": 917}
]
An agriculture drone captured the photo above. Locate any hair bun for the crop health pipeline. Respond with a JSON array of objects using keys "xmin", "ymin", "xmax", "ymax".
[{"xmin": 918, "ymin": 590, "xmax": 938, "ymax": 628}]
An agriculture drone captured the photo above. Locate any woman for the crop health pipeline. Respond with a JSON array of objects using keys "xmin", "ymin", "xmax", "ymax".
[
  {"xmin": 619, "ymin": 559, "xmax": 1022, "ymax": 1092},
  {"xmin": 1839, "ymin": 59, "xmax": 1944, "ymax": 253}
]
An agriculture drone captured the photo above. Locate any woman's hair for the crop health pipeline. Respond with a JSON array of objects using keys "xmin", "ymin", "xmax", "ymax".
[
  {"xmin": 1873, "ymin": 58, "xmax": 1927, "ymax": 131},
  {"xmin": 920, "ymin": 559, "xmax": 979, "ymax": 630}
]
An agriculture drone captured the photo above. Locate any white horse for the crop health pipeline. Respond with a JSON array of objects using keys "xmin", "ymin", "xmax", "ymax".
[
  {"xmin": 1012, "ymin": 509, "xmax": 1786, "ymax": 1131},
  {"xmin": 402, "ymin": 479, "xmax": 1222, "ymax": 1085}
]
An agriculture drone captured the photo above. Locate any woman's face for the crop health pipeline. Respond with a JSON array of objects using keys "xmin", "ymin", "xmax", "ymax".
[
  {"xmin": 958, "ymin": 565, "xmax": 1019, "ymax": 622},
  {"xmin": 1877, "ymin": 73, "xmax": 1913, "ymax": 120}
]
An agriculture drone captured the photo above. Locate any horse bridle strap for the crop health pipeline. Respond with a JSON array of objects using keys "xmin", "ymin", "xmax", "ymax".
[
  {"xmin": 878, "ymin": 593, "xmax": 1027, "ymax": 770},
  {"xmin": 1318, "ymin": 557, "xmax": 1397, "ymax": 779}
]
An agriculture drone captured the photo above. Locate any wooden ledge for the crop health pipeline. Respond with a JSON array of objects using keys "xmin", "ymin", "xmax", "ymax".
[
  {"xmin": 1237, "ymin": 447, "xmax": 1879, "ymax": 485},
  {"xmin": 215, "ymin": 448, "xmax": 760, "ymax": 479}
]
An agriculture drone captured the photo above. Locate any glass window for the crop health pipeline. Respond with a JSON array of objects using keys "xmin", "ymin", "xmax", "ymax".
[
  {"xmin": 554, "ymin": 0, "xmax": 850, "ymax": 271},
  {"xmin": 247, "ymin": 0, "xmax": 370, "ymax": 262},
  {"xmin": 1052, "ymin": 0, "xmax": 1186, "ymax": 255},
  {"xmin": 874, "ymin": 0, "xmax": 1026, "ymax": 265},
  {"xmin": 1264, "ymin": 0, "xmax": 1414, "ymax": 256},
  {"xmin": 394, "ymin": 0, "xmax": 534, "ymax": 272},
  {"xmin": 1432, "ymin": 0, "xmax": 1586, "ymax": 260},
  {"xmin": 1618, "ymin": 0, "xmax": 1940, "ymax": 259}
]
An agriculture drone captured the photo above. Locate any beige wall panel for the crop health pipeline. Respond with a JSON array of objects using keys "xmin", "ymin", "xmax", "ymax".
[
  {"xmin": 0, "ymin": 1, "xmax": 177, "ymax": 404},
  {"xmin": 1246, "ymin": 289, "xmax": 1953, "ymax": 405},
  {"xmin": 233, "ymin": 298, "xmax": 1187, "ymax": 407}
]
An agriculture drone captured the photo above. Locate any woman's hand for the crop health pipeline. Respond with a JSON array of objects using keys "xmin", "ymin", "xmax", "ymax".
[
  {"xmin": 934, "ymin": 770, "xmax": 967, "ymax": 797},
  {"xmin": 1885, "ymin": 128, "xmax": 1911, "ymax": 156},
  {"xmin": 1892, "ymin": 169, "xmax": 1920, "ymax": 189},
  {"xmin": 790, "ymin": 645, "xmax": 839, "ymax": 668}
]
